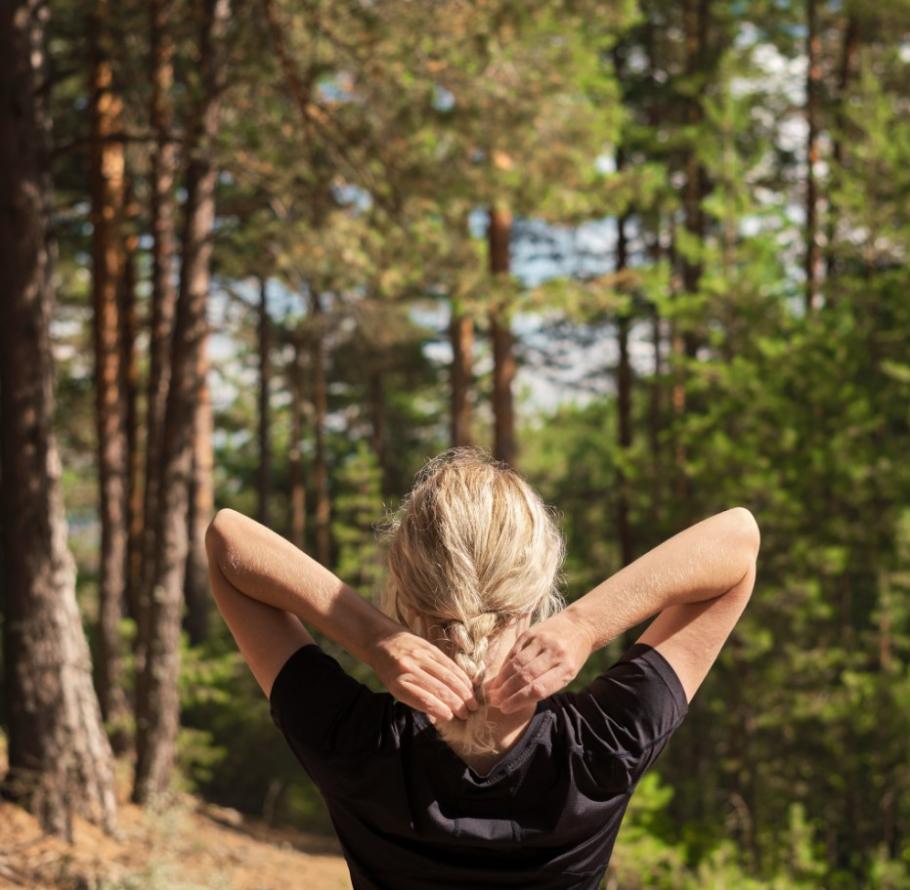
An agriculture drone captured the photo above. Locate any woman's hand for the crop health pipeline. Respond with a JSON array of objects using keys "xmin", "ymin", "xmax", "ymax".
[
  {"xmin": 370, "ymin": 629, "xmax": 480, "ymax": 723},
  {"xmin": 483, "ymin": 611, "xmax": 593, "ymax": 713}
]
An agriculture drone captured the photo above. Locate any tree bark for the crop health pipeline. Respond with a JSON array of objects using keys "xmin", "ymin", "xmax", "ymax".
[
  {"xmin": 88, "ymin": 0, "xmax": 131, "ymax": 753},
  {"xmin": 184, "ymin": 352, "xmax": 214, "ymax": 646},
  {"xmin": 288, "ymin": 329, "xmax": 307, "ymax": 550},
  {"xmin": 682, "ymin": 0, "xmax": 710, "ymax": 359},
  {"xmin": 0, "ymin": 0, "xmax": 117, "ymax": 838},
  {"xmin": 310, "ymin": 292, "xmax": 332, "ymax": 567},
  {"xmin": 488, "ymin": 205, "xmax": 517, "ymax": 467},
  {"xmin": 668, "ymin": 232, "xmax": 689, "ymax": 503},
  {"xmin": 119, "ymin": 182, "xmax": 144, "ymax": 643},
  {"xmin": 139, "ymin": 0, "xmax": 179, "ymax": 683},
  {"xmin": 805, "ymin": 0, "xmax": 821, "ymax": 313},
  {"xmin": 133, "ymin": 0, "xmax": 231, "ymax": 806},
  {"xmin": 258, "ymin": 275, "xmax": 272, "ymax": 525},
  {"xmin": 449, "ymin": 299, "xmax": 474, "ymax": 447},
  {"xmin": 614, "ymin": 140, "xmax": 634, "ymax": 569}
]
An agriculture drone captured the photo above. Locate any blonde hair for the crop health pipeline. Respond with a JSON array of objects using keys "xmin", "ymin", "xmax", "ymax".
[{"xmin": 376, "ymin": 446, "xmax": 567, "ymax": 756}]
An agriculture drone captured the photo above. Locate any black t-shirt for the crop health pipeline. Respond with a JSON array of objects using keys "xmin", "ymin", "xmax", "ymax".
[{"xmin": 269, "ymin": 640, "xmax": 689, "ymax": 890}]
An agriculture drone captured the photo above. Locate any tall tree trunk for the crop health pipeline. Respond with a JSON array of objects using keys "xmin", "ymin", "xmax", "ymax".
[
  {"xmin": 450, "ymin": 298, "xmax": 474, "ymax": 447},
  {"xmin": 648, "ymin": 221, "xmax": 664, "ymax": 523},
  {"xmin": 614, "ymin": 146, "xmax": 634, "ymax": 569},
  {"xmin": 288, "ymin": 329, "xmax": 307, "ymax": 550},
  {"xmin": 668, "ymin": 232, "xmax": 689, "ymax": 504},
  {"xmin": 488, "ymin": 205, "xmax": 517, "ymax": 467},
  {"xmin": 682, "ymin": 0, "xmax": 710, "ymax": 359},
  {"xmin": 133, "ymin": 0, "xmax": 231, "ymax": 806},
  {"xmin": 120, "ymin": 183, "xmax": 144, "ymax": 640},
  {"xmin": 139, "ymin": 0, "xmax": 178, "ymax": 684},
  {"xmin": 805, "ymin": 0, "xmax": 821, "ymax": 313},
  {"xmin": 310, "ymin": 292, "xmax": 332, "ymax": 567},
  {"xmin": 184, "ymin": 353, "xmax": 214, "ymax": 646},
  {"xmin": 88, "ymin": 0, "xmax": 130, "ymax": 753},
  {"xmin": 644, "ymin": 26, "xmax": 665, "ymax": 528},
  {"xmin": 0, "ymin": 0, "xmax": 117, "ymax": 838},
  {"xmin": 258, "ymin": 275, "xmax": 272, "ymax": 524}
]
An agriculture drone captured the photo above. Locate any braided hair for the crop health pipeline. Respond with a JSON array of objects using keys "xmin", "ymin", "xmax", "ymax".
[{"xmin": 376, "ymin": 446, "xmax": 566, "ymax": 756}]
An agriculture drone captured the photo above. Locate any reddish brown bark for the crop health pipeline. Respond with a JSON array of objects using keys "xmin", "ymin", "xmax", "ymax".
[
  {"xmin": 488, "ymin": 206, "xmax": 517, "ymax": 467},
  {"xmin": 133, "ymin": 0, "xmax": 231, "ymax": 806},
  {"xmin": 0, "ymin": 0, "xmax": 117, "ymax": 838},
  {"xmin": 119, "ymin": 184, "xmax": 144, "ymax": 641},
  {"xmin": 88, "ymin": 2, "xmax": 130, "ymax": 751}
]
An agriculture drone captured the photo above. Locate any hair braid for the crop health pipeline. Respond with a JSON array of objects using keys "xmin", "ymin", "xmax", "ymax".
[{"xmin": 376, "ymin": 445, "xmax": 567, "ymax": 756}]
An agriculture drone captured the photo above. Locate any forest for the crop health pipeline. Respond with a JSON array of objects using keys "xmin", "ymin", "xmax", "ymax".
[{"xmin": 1, "ymin": 0, "xmax": 909, "ymax": 887}]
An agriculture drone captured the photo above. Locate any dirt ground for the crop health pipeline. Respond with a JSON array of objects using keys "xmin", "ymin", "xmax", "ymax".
[{"xmin": 0, "ymin": 753, "xmax": 353, "ymax": 890}]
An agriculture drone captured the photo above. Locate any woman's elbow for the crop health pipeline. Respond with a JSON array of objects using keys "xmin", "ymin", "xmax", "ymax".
[
  {"xmin": 729, "ymin": 506, "xmax": 761, "ymax": 559},
  {"xmin": 205, "ymin": 508, "xmax": 240, "ymax": 561}
]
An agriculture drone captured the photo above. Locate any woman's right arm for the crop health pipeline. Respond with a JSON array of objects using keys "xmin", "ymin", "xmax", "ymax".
[{"xmin": 484, "ymin": 507, "xmax": 761, "ymax": 711}]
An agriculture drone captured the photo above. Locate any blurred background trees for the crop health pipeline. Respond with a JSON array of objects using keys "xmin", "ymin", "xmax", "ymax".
[{"xmin": 2, "ymin": 0, "xmax": 910, "ymax": 886}]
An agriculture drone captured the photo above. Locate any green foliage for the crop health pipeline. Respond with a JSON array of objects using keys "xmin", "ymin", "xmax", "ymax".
[{"xmin": 40, "ymin": 0, "xmax": 910, "ymax": 884}]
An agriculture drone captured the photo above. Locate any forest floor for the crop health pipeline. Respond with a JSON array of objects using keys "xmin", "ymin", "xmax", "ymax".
[{"xmin": 0, "ymin": 743, "xmax": 352, "ymax": 890}]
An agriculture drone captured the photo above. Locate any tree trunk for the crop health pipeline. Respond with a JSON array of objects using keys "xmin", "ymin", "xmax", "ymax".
[
  {"xmin": 488, "ymin": 205, "xmax": 517, "ymax": 467},
  {"xmin": 0, "ymin": 0, "xmax": 117, "ymax": 838},
  {"xmin": 288, "ymin": 329, "xmax": 307, "ymax": 550},
  {"xmin": 614, "ymin": 141, "xmax": 634, "ymax": 569},
  {"xmin": 682, "ymin": 0, "xmax": 710, "ymax": 359},
  {"xmin": 647, "ymin": 221, "xmax": 664, "ymax": 523},
  {"xmin": 805, "ymin": 0, "xmax": 821, "ymax": 313},
  {"xmin": 668, "ymin": 232, "xmax": 689, "ymax": 503},
  {"xmin": 120, "ymin": 182, "xmax": 144, "ymax": 641},
  {"xmin": 310, "ymin": 292, "xmax": 332, "ymax": 567},
  {"xmin": 133, "ymin": 0, "xmax": 231, "ymax": 806},
  {"xmin": 88, "ymin": 1, "xmax": 131, "ymax": 753},
  {"xmin": 184, "ymin": 357, "xmax": 214, "ymax": 646},
  {"xmin": 139, "ymin": 0, "xmax": 178, "ymax": 685},
  {"xmin": 450, "ymin": 299, "xmax": 474, "ymax": 447},
  {"xmin": 258, "ymin": 275, "xmax": 272, "ymax": 524}
]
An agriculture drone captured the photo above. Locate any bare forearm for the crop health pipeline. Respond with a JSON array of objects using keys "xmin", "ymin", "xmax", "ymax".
[
  {"xmin": 205, "ymin": 508, "xmax": 402, "ymax": 666},
  {"xmin": 564, "ymin": 507, "xmax": 761, "ymax": 655}
]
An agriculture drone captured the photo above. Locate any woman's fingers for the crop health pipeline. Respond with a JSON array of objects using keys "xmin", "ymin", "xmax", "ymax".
[
  {"xmin": 420, "ymin": 650, "xmax": 480, "ymax": 711},
  {"xmin": 402, "ymin": 667, "xmax": 473, "ymax": 720},
  {"xmin": 397, "ymin": 676, "xmax": 455, "ymax": 722},
  {"xmin": 486, "ymin": 648, "xmax": 554, "ymax": 708},
  {"xmin": 484, "ymin": 636, "xmax": 544, "ymax": 697},
  {"xmin": 493, "ymin": 663, "xmax": 567, "ymax": 714},
  {"xmin": 422, "ymin": 644, "xmax": 476, "ymax": 697}
]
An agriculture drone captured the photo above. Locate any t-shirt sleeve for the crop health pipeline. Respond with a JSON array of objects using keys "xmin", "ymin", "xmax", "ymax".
[
  {"xmin": 571, "ymin": 641, "xmax": 689, "ymax": 791},
  {"xmin": 268, "ymin": 642, "xmax": 394, "ymax": 759}
]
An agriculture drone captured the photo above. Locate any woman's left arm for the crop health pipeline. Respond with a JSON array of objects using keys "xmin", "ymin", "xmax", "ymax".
[{"xmin": 204, "ymin": 508, "xmax": 477, "ymax": 722}]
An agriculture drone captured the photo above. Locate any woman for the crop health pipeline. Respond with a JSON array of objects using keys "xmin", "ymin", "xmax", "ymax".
[{"xmin": 205, "ymin": 447, "xmax": 760, "ymax": 889}]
